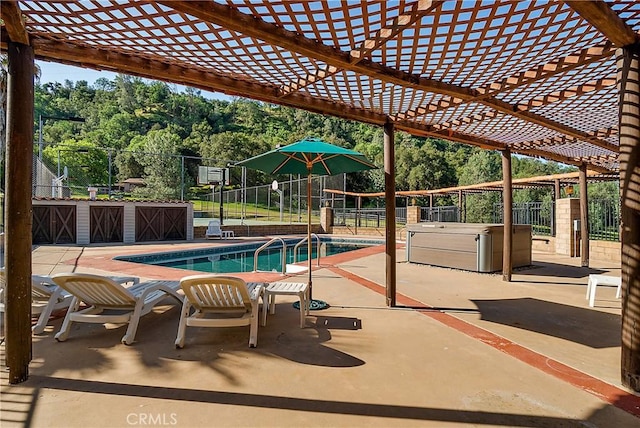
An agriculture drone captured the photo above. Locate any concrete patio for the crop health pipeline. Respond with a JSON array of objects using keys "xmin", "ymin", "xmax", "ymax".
[{"xmin": 1, "ymin": 238, "xmax": 638, "ymax": 427}]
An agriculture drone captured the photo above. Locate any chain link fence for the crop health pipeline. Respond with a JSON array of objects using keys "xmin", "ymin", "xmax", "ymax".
[
  {"xmin": 31, "ymin": 145, "xmax": 350, "ymax": 224},
  {"xmin": 198, "ymin": 174, "xmax": 348, "ymax": 224}
]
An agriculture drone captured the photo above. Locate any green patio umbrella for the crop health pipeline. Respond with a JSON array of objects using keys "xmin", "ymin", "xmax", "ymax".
[{"xmin": 236, "ymin": 137, "xmax": 377, "ymax": 309}]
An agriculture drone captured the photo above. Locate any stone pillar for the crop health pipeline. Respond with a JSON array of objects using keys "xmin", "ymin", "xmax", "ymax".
[
  {"xmin": 320, "ymin": 206, "xmax": 333, "ymax": 232},
  {"xmin": 406, "ymin": 205, "xmax": 421, "ymax": 224},
  {"xmin": 554, "ymin": 198, "xmax": 581, "ymax": 257}
]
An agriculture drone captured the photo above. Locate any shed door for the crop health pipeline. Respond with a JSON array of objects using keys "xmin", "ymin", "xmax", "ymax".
[
  {"xmin": 90, "ymin": 206, "xmax": 123, "ymax": 243},
  {"xmin": 32, "ymin": 205, "xmax": 76, "ymax": 244},
  {"xmin": 135, "ymin": 206, "xmax": 186, "ymax": 241}
]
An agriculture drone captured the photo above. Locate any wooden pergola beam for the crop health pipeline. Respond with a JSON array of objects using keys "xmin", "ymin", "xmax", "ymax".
[
  {"xmin": 493, "ymin": 99, "xmax": 618, "ymax": 153},
  {"xmin": 161, "ymin": 1, "xmax": 477, "ymax": 100},
  {"xmin": 566, "ymin": 0, "xmax": 640, "ymax": 48},
  {"xmin": 323, "ymin": 170, "xmax": 616, "ymax": 199},
  {"xmin": 1, "ymin": 1, "xmax": 29, "ymax": 45},
  {"xmin": 523, "ymin": 76, "xmax": 617, "ymax": 110},
  {"xmin": 475, "ymin": 41, "xmax": 616, "ymax": 98},
  {"xmin": 163, "ymin": 1, "xmax": 616, "ymax": 153},
  {"xmin": 351, "ymin": 0, "xmax": 443, "ymax": 60},
  {"xmin": 398, "ymin": 41, "xmax": 615, "ymax": 120},
  {"xmin": 24, "ymin": 35, "xmax": 387, "ymax": 125},
  {"xmin": 282, "ymin": 0, "xmax": 443, "ymax": 97}
]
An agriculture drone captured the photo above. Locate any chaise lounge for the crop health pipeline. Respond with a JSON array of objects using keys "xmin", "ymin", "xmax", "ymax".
[{"xmin": 52, "ymin": 273, "xmax": 183, "ymax": 345}]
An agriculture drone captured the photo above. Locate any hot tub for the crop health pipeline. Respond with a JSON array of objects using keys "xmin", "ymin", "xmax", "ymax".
[{"xmin": 406, "ymin": 223, "xmax": 531, "ymax": 272}]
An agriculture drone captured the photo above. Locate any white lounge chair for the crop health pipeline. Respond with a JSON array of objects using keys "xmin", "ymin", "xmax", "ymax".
[
  {"xmin": 0, "ymin": 270, "xmax": 137, "ymax": 334},
  {"xmin": 175, "ymin": 275, "xmax": 263, "ymax": 348},
  {"xmin": 205, "ymin": 220, "xmax": 223, "ymax": 239},
  {"xmin": 51, "ymin": 273, "xmax": 182, "ymax": 345}
]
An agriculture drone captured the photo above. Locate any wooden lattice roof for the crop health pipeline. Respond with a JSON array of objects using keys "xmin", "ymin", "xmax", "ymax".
[{"xmin": 2, "ymin": 1, "xmax": 639, "ymax": 172}]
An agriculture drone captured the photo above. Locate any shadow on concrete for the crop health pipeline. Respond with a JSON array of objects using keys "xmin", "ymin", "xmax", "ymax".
[
  {"xmin": 514, "ymin": 261, "xmax": 607, "ymax": 278},
  {"xmin": 472, "ymin": 298, "xmax": 620, "ymax": 348},
  {"xmin": 25, "ymin": 376, "xmax": 591, "ymax": 426},
  {"xmin": 271, "ymin": 323, "xmax": 365, "ymax": 367}
]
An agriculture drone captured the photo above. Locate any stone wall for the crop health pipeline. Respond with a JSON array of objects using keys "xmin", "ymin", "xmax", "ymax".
[
  {"xmin": 532, "ymin": 236, "xmax": 555, "ymax": 253},
  {"xmin": 589, "ymin": 240, "xmax": 621, "ymax": 264},
  {"xmin": 194, "ymin": 223, "xmax": 322, "ymax": 239},
  {"xmin": 329, "ymin": 226, "xmax": 407, "ymax": 240}
]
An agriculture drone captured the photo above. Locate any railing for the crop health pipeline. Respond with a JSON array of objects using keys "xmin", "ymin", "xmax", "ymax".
[
  {"xmin": 589, "ymin": 199, "xmax": 620, "ymax": 241},
  {"xmin": 253, "ymin": 237, "xmax": 287, "ymax": 274},
  {"xmin": 492, "ymin": 202, "xmax": 553, "ymax": 236},
  {"xmin": 420, "ymin": 206, "xmax": 460, "ymax": 222},
  {"xmin": 334, "ymin": 207, "xmax": 406, "ymax": 227},
  {"xmin": 293, "ymin": 233, "xmax": 321, "ymax": 266}
]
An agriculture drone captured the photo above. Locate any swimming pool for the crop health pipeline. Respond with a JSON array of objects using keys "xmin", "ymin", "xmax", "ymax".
[{"xmin": 115, "ymin": 237, "xmax": 383, "ymax": 274}]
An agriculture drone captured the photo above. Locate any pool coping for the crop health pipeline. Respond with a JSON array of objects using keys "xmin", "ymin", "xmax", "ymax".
[{"xmin": 59, "ymin": 237, "xmax": 390, "ymax": 284}]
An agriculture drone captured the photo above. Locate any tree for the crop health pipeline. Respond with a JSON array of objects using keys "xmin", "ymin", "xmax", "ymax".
[
  {"xmin": 43, "ymin": 140, "xmax": 109, "ymax": 190},
  {"xmin": 394, "ymin": 136, "xmax": 456, "ymax": 192},
  {"xmin": 458, "ymin": 150, "xmax": 502, "ymax": 223},
  {"xmin": 199, "ymin": 131, "xmax": 272, "ymax": 187},
  {"xmin": 131, "ymin": 128, "xmax": 184, "ymax": 200}
]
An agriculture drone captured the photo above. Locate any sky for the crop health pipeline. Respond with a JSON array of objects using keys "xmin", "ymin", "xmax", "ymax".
[{"xmin": 37, "ymin": 60, "xmax": 233, "ymax": 101}]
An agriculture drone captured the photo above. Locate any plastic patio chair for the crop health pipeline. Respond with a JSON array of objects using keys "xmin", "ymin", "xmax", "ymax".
[
  {"xmin": 0, "ymin": 270, "xmax": 138, "ymax": 334},
  {"xmin": 175, "ymin": 275, "xmax": 263, "ymax": 348},
  {"xmin": 205, "ymin": 220, "xmax": 223, "ymax": 239},
  {"xmin": 51, "ymin": 273, "xmax": 182, "ymax": 345}
]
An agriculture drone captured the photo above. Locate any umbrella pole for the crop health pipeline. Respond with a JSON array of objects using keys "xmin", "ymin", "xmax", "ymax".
[
  {"xmin": 304, "ymin": 167, "xmax": 327, "ymax": 310},
  {"xmin": 307, "ymin": 170, "xmax": 312, "ymax": 300}
]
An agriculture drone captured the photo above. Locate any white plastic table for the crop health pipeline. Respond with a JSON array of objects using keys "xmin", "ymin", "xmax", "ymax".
[
  {"xmin": 586, "ymin": 274, "xmax": 622, "ymax": 307},
  {"xmin": 261, "ymin": 282, "xmax": 309, "ymax": 328}
]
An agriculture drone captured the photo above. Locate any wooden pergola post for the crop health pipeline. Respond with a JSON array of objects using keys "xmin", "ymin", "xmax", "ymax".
[
  {"xmin": 5, "ymin": 40, "xmax": 35, "ymax": 384},
  {"xmin": 502, "ymin": 148, "xmax": 513, "ymax": 282},
  {"xmin": 578, "ymin": 164, "xmax": 589, "ymax": 267},
  {"xmin": 462, "ymin": 192, "xmax": 466, "ymax": 222},
  {"xmin": 384, "ymin": 120, "xmax": 396, "ymax": 307},
  {"xmin": 618, "ymin": 45, "xmax": 640, "ymax": 392},
  {"xmin": 429, "ymin": 194, "xmax": 433, "ymax": 221}
]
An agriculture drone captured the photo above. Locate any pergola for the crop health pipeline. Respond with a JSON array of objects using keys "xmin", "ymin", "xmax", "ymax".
[
  {"xmin": 325, "ymin": 170, "xmax": 619, "ymax": 197},
  {"xmin": 1, "ymin": 1, "xmax": 639, "ymax": 390}
]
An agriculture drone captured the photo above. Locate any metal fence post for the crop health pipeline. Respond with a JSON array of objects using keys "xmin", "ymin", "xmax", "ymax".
[
  {"xmin": 108, "ymin": 149, "xmax": 112, "ymax": 198},
  {"xmin": 180, "ymin": 155, "xmax": 185, "ymax": 201}
]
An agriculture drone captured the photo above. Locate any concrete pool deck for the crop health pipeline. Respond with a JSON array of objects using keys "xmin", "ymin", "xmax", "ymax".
[{"xmin": 2, "ymin": 237, "xmax": 639, "ymax": 427}]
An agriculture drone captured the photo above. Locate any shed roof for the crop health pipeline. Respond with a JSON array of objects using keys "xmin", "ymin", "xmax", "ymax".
[{"xmin": 2, "ymin": 1, "xmax": 638, "ymax": 172}]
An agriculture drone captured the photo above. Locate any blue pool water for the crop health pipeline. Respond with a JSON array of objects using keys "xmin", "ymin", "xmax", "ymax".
[{"xmin": 115, "ymin": 237, "xmax": 382, "ymax": 274}]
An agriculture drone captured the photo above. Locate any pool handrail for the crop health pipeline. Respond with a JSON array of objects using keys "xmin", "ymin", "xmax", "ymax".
[
  {"xmin": 293, "ymin": 233, "xmax": 321, "ymax": 267},
  {"xmin": 253, "ymin": 237, "xmax": 287, "ymax": 274}
]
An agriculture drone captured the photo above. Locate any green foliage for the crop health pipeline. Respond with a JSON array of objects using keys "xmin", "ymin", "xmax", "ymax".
[
  {"xmin": 43, "ymin": 139, "xmax": 109, "ymax": 186},
  {"xmin": 457, "ymin": 150, "xmax": 502, "ymax": 223},
  {"xmin": 394, "ymin": 137, "xmax": 456, "ymax": 191},
  {"xmin": 130, "ymin": 128, "xmax": 184, "ymax": 200}
]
